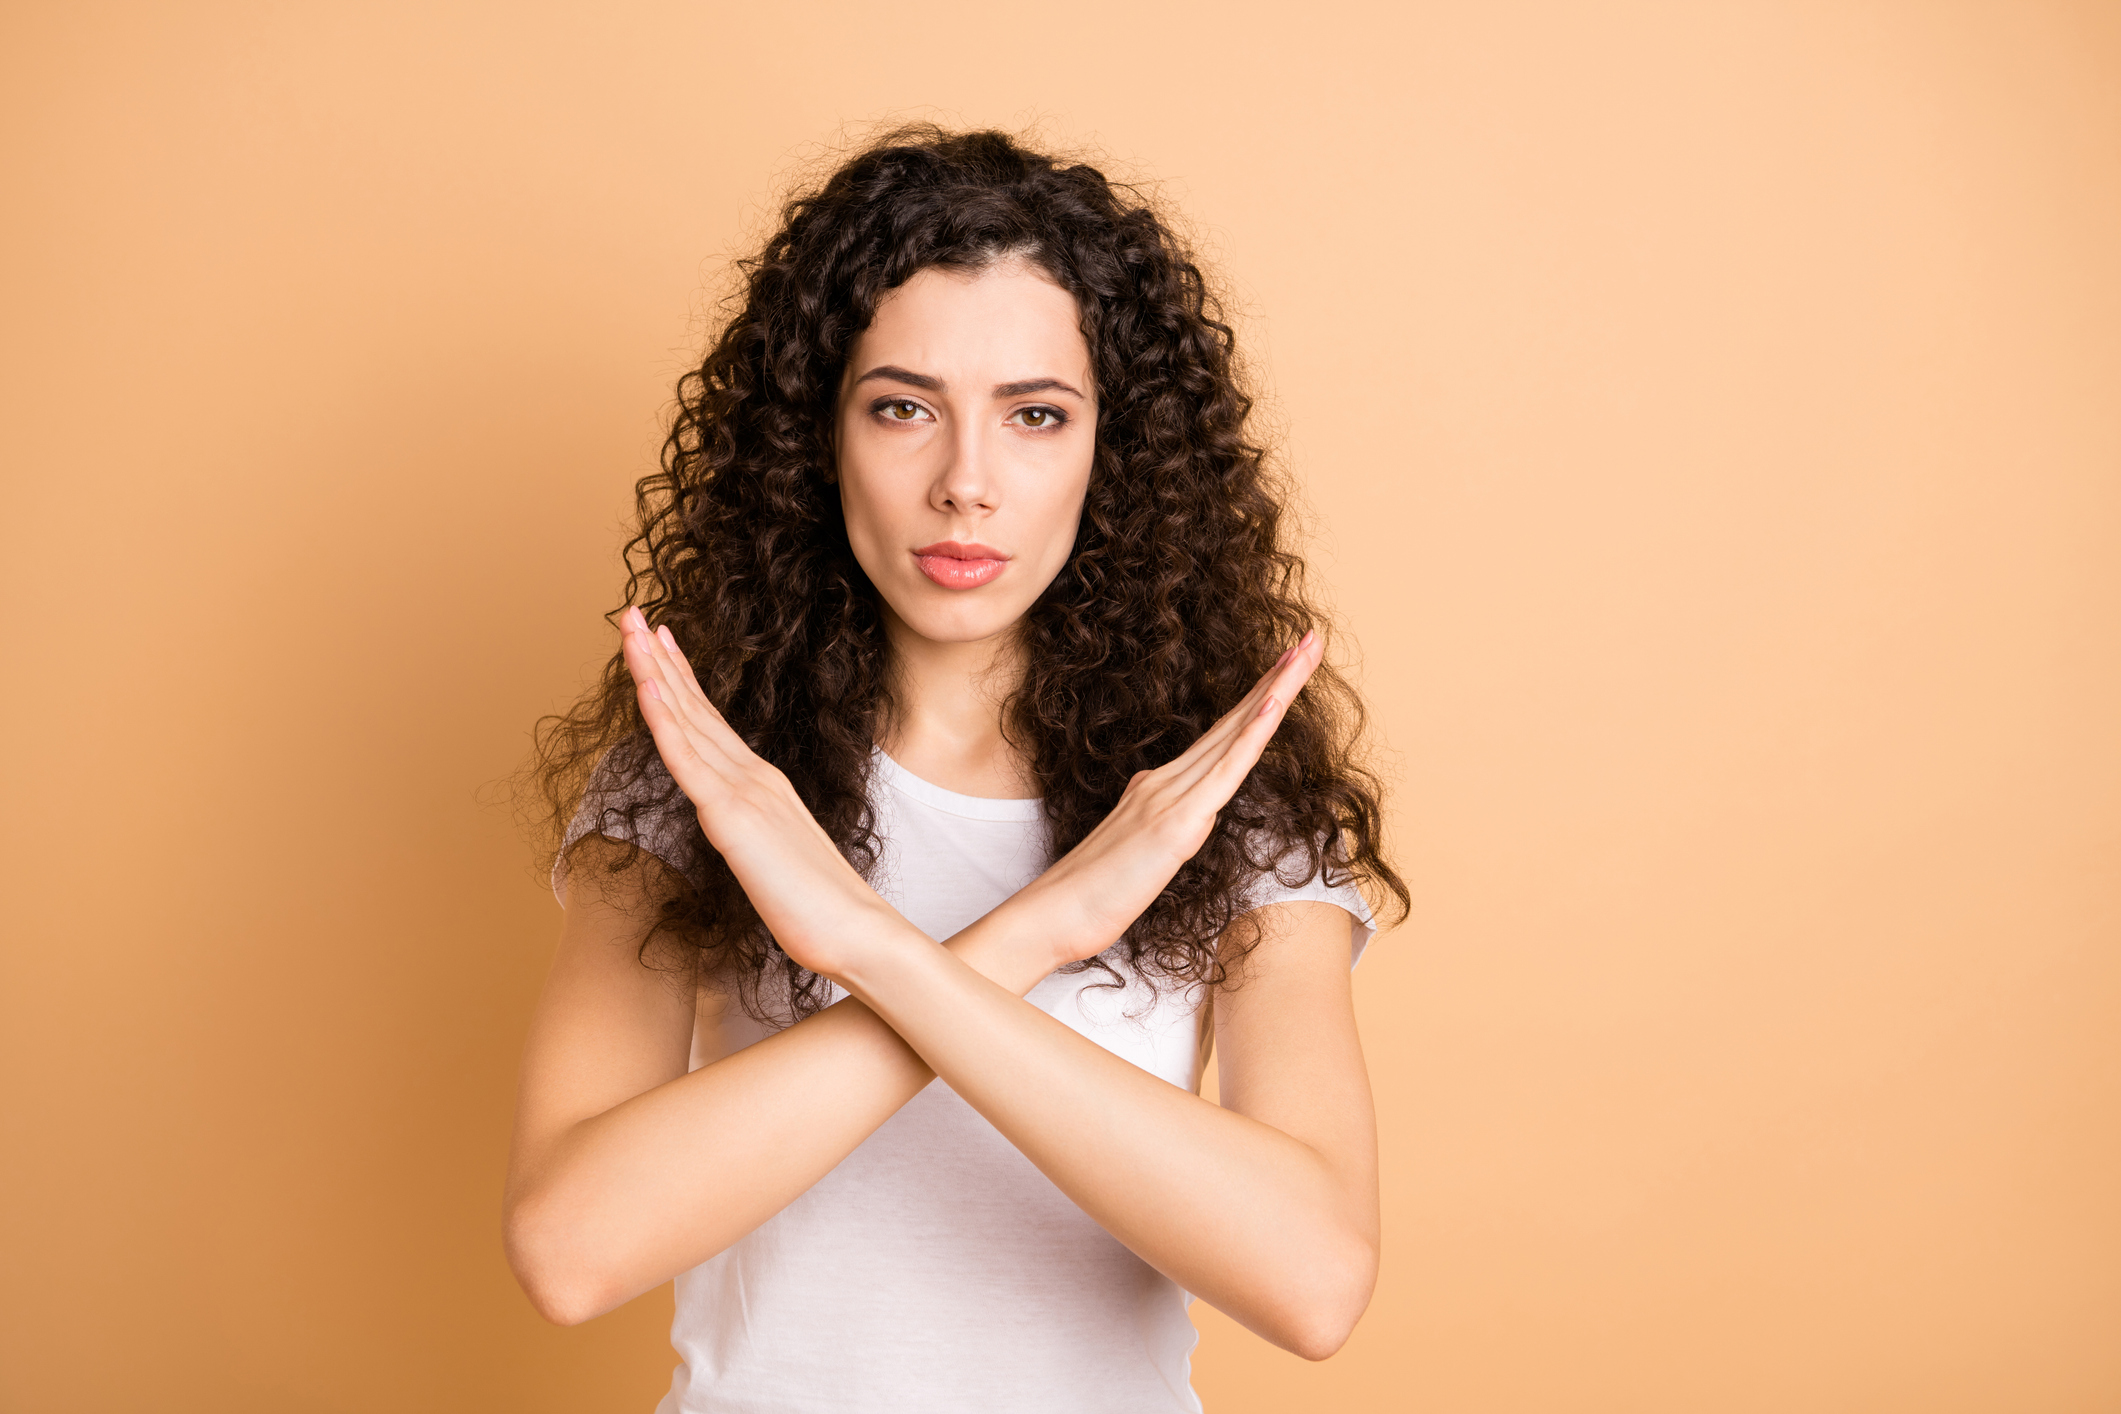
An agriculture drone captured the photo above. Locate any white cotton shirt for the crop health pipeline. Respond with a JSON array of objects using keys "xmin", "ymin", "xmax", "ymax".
[{"xmin": 555, "ymin": 748, "xmax": 1376, "ymax": 1414}]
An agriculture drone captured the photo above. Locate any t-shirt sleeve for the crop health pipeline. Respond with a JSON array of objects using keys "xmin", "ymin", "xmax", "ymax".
[
  {"xmin": 1239, "ymin": 840, "xmax": 1380, "ymax": 970},
  {"xmin": 551, "ymin": 747, "xmax": 701, "ymax": 907}
]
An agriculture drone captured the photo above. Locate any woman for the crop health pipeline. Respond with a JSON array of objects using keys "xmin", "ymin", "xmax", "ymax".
[{"xmin": 505, "ymin": 126, "xmax": 1408, "ymax": 1412}]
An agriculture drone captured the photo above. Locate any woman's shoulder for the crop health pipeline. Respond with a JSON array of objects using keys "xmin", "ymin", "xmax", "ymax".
[
  {"xmin": 1236, "ymin": 832, "xmax": 1379, "ymax": 969},
  {"xmin": 552, "ymin": 741, "xmax": 702, "ymax": 905}
]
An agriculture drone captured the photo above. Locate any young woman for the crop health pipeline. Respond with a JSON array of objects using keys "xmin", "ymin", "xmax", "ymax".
[{"xmin": 505, "ymin": 126, "xmax": 1408, "ymax": 1412}]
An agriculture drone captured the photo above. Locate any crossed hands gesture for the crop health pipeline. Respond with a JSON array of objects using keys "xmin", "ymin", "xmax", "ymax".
[{"xmin": 617, "ymin": 605, "xmax": 1324, "ymax": 981}]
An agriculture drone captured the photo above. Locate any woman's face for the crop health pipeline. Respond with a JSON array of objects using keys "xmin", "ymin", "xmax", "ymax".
[{"xmin": 833, "ymin": 259, "xmax": 1096, "ymax": 652}]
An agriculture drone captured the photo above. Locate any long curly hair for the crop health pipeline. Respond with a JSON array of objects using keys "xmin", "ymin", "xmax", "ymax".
[{"xmin": 530, "ymin": 124, "xmax": 1407, "ymax": 1024}]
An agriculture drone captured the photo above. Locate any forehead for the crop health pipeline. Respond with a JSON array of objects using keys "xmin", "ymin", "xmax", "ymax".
[{"xmin": 849, "ymin": 261, "xmax": 1090, "ymax": 389}]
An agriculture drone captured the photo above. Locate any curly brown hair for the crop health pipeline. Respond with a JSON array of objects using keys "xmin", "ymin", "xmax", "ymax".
[{"xmin": 531, "ymin": 124, "xmax": 1407, "ymax": 1024}]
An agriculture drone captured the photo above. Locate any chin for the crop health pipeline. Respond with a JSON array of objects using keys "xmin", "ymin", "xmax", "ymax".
[{"xmin": 887, "ymin": 591, "xmax": 1031, "ymax": 647}]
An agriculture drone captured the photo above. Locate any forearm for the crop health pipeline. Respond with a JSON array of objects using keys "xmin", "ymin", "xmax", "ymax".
[
  {"xmin": 506, "ymin": 910, "xmax": 1057, "ymax": 1324},
  {"xmin": 838, "ymin": 902, "xmax": 1376, "ymax": 1358},
  {"xmin": 570, "ymin": 605, "xmax": 1372, "ymax": 1346}
]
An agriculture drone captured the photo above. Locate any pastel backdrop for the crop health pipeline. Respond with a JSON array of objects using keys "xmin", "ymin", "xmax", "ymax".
[{"xmin": 2, "ymin": 3, "xmax": 2116, "ymax": 1411}]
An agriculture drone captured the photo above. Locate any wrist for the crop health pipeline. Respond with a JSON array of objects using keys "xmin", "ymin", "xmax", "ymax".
[
  {"xmin": 832, "ymin": 913, "xmax": 946, "ymax": 1005},
  {"xmin": 983, "ymin": 876, "xmax": 1114, "ymax": 976},
  {"xmin": 971, "ymin": 885, "xmax": 1074, "ymax": 983}
]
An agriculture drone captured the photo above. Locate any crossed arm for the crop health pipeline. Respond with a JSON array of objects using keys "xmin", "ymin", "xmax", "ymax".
[{"xmin": 502, "ymin": 616, "xmax": 1381, "ymax": 1358}]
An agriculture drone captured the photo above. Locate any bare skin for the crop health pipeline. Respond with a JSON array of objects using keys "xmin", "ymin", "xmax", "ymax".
[{"xmin": 504, "ymin": 262, "xmax": 1381, "ymax": 1360}]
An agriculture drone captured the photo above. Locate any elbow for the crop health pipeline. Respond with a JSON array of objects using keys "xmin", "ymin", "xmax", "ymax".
[
  {"xmin": 517, "ymin": 1270, "xmax": 607, "ymax": 1329},
  {"xmin": 504, "ymin": 1192, "xmax": 620, "ymax": 1327},
  {"xmin": 1278, "ymin": 1231, "xmax": 1379, "ymax": 1362},
  {"xmin": 1287, "ymin": 1313, "xmax": 1357, "ymax": 1364},
  {"xmin": 522, "ymin": 1284, "xmax": 600, "ymax": 1328}
]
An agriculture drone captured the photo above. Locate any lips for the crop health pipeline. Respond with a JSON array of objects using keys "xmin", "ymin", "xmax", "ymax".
[{"xmin": 912, "ymin": 541, "xmax": 1009, "ymax": 590}]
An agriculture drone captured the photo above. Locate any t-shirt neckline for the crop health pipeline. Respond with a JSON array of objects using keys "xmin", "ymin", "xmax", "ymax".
[{"xmin": 870, "ymin": 746, "xmax": 1045, "ymax": 823}]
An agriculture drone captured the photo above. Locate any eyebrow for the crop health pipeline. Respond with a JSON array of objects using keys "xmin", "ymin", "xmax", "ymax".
[
  {"xmin": 992, "ymin": 376, "xmax": 1085, "ymax": 399},
  {"xmin": 854, "ymin": 364, "xmax": 944, "ymax": 392},
  {"xmin": 853, "ymin": 365, "xmax": 1086, "ymax": 400}
]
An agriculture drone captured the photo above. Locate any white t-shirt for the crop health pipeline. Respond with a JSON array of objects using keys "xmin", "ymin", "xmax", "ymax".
[{"xmin": 555, "ymin": 748, "xmax": 1376, "ymax": 1413}]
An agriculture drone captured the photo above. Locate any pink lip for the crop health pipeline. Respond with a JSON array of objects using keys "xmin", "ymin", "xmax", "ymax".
[{"xmin": 912, "ymin": 541, "xmax": 1009, "ymax": 590}]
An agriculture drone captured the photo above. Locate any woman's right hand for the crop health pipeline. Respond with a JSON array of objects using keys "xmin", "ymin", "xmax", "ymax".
[
  {"xmin": 1015, "ymin": 631, "xmax": 1326, "ymax": 969},
  {"xmin": 616, "ymin": 606, "xmax": 915, "ymax": 984}
]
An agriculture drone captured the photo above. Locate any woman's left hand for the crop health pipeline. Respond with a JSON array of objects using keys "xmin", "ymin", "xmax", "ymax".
[
  {"xmin": 1007, "ymin": 630, "xmax": 1327, "ymax": 969},
  {"xmin": 617, "ymin": 606, "xmax": 908, "ymax": 982}
]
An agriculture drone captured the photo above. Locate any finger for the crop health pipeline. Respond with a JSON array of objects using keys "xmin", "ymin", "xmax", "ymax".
[
  {"xmin": 1189, "ymin": 694, "xmax": 1293, "ymax": 807},
  {"xmin": 1162, "ymin": 632, "xmax": 1322, "ymax": 788},
  {"xmin": 1146, "ymin": 634, "xmax": 1309, "ymax": 785},
  {"xmin": 625, "ymin": 623, "xmax": 731, "ymax": 745},
  {"xmin": 629, "ymin": 623, "xmax": 698, "ymax": 718},
  {"xmin": 1159, "ymin": 637, "xmax": 1323, "ymax": 805},
  {"xmin": 625, "ymin": 622, "xmax": 758, "ymax": 771},
  {"xmin": 1194, "ymin": 642, "xmax": 1323, "ymax": 798},
  {"xmin": 640, "ymin": 621, "xmax": 732, "ymax": 734},
  {"xmin": 617, "ymin": 608, "xmax": 701, "ymax": 739},
  {"xmin": 653, "ymin": 623, "xmax": 726, "ymax": 723},
  {"xmin": 632, "ymin": 672, "xmax": 720, "ymax": 800},
  {"xmin": 1206, "ymin": 632, "xmax": 1318, "ymax": 745},
  {"xmin": 619, "ymin": 624, "xmax": 683, "ymax": 713},
  {"xmin": 621, "ymin": 628, "xmax": 738, "ymax": 774}
]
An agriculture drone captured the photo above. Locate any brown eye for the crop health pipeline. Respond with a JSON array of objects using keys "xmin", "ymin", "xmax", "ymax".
[
  {"xmin": 1020, "ymin": 409, "xmax": 1050, "ymax": 427},
  {"xmin": 887, "ymin": 401, "xmax": 921, "ymax": 421}
]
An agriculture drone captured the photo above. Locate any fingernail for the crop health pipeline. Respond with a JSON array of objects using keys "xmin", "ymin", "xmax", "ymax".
[
  {"xmin": 1276, "ymin": 647, "xmax": 1293, "ymax": 668},
  {"xmin": 645, "ymin": 681, "xmax": 662, "ymax": 701},
  {"xmin": 657, "ymin": 625, "xmax": 677, "ymax": 651},
  {"xmin": 1258, "ymin": 695, "xmax": 1277, "ymax": 718},
  {"xmin": 1300, "ymin": 630, "xmax": 1316, "ymax": 649}
]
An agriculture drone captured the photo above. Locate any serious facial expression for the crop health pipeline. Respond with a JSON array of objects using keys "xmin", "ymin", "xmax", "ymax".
[{"xmin": 832, "ymin": 259, "xmax": 1097, "ymax": 649}]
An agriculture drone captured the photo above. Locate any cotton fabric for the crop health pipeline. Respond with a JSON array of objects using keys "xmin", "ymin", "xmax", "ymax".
[{"xmin": 555, "ymin": 748, "xmax": 1375, "ymax": 1413}]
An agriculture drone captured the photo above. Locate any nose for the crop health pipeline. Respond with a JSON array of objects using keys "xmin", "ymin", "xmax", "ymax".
[{"xmin": 931, "ymin": 416, "xmax": 999, "ymax": 519}]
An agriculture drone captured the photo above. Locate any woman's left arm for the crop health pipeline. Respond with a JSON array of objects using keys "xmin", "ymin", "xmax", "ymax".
[
  {"xmin": 837, "ymin": 897, "xmax": 1379, "ymax": 1361},
  {"xmin": 623, "ymin": 612, "xmax": 1379, "ymax": 1358}
]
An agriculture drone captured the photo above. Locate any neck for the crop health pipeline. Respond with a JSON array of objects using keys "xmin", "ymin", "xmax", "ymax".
[{"xmin": 875, "ymin": 607, "xmax": 1036, "ymax": 799}]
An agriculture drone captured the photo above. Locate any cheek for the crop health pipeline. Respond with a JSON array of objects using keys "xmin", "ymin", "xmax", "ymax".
[
  {"xmin": 1008, "ymin": 487, "xmax": 1089, "ymax": 598},
  {"xmin": 836, "ymin": 474, "xmax": 897, "ymax": 579},
  {"xmin": 832, "ymin": 435, "xmax": 905, "ymax": 543},
  {"xmin": 1039, "ymin": 456, "xmax": 1093, "ymax": 548}
]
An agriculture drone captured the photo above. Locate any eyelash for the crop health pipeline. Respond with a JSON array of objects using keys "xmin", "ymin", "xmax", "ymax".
[{"xmin": 868, "ymin": 398, "xmax": 1069, "ymax": 431}]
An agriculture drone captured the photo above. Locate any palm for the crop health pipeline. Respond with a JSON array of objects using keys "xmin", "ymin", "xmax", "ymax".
[
  {"xmin": 1031, "ymin": 632, "xmax": 1325, "ymax": 964},
  {"xmin": 618, "ymin": 604, "xmax": 1324, "ymax": 981},
  {"xmin": 616, "ymin": 608, "xmax": 897, "ymax": 980}
]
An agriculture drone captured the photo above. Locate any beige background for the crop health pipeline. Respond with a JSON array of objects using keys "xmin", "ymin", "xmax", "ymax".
[{"xmin": 4, "ymin": 2, "xmax": 2117, "ymax": 1411}]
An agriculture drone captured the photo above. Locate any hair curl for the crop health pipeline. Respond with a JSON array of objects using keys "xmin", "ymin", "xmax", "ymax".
[{"xmin": 530, "ymin": 124, "xmax": 1407, "ymax": 1024}]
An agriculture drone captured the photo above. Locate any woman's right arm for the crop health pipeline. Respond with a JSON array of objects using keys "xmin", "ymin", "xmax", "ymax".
[{"xmin": 502, "ymin": 834, "xmax": 1057, "ymax": 1326}]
